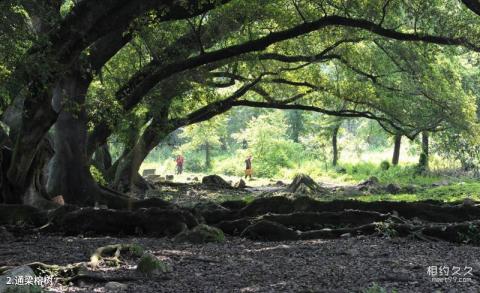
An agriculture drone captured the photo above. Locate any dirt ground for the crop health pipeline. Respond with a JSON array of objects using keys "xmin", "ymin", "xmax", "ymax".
[{"xmin": 1, "ymin": 234, "xmax": 480, "ymax": 293}]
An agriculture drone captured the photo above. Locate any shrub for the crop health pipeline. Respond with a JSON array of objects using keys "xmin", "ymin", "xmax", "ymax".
[
  {"xmin": 380, "ymin": 160, "xmax": 390, "ymax": 171},
  {"xmin": 184, "ymin": 154, "xmax": 205, "ymax": 172}
]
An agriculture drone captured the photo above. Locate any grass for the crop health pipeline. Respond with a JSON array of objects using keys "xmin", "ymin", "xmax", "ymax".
[
  {"xmin": 351, "ymin": 182, "xmax": 480, "ymax": 202},
  {"xmin": 141, "ymin": 152, "xmax": 480, "ymax": 204}
]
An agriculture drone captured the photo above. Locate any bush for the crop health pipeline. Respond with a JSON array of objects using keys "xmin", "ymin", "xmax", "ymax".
[
  {"xmin": 380, "ymin": 160, "xmax": 390, "ymax": 171},
  {"xmin": 90, "ymin": 165, "xmax": 107, "ymax": 185},
  {"xmin": 212, "ymin": 157, "xmax": 243, "ymax": 176},
  {"xmin": 184, "ymin": 154, "xmax": 205, "ymax": 172}
]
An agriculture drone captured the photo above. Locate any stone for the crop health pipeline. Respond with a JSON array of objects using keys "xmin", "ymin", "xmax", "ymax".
[
  {"xmin": 233, "ymin": 179, "xmax": 246, "ymax": 188},
  {"xmin": 174, "ymin": 224, "xmax": 225, "ymax": 244},
  {"xmin": 403, "ymin": 184, "xmax": 418, "ymax": 193},
  {"xmin": 357, "ymin": 176, "xmax": 380, "ymax": 192},
  {"xmin": 166, "ymin": 175, "xmax": 174, "ymax": 181},
  {"xmin": 192, "ymin": 177, "xmax": 199, "ymax": 181},
  {"xmin": 136, "ymin": 253, "xmax": 168, "ymax": 276},
  {"xmin": 386, "ymin": 183, "xmax": 401, "ymax": 194},
  {"xmin": 201, "ymin": 175, "xmax": 232, "ymax": 189},
  {"xmin": 145, "ymin": 174, "xmax": 160, "ymax": 183},
  {"xmin": 275, "ymin": 180, "xmax": 285, "ymax": 186},
  {"xmin": 142, "ymin": 169, "xmax": 156, "ymax": 176},
  {"xmin": 105, "ymin": 282, "xmax": 128, "ymax": 292}
]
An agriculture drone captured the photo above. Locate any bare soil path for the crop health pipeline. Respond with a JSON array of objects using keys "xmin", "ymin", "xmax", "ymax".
[{"xmin": 1, "ymin": 234, "xmax": 479, "ymax": 293}]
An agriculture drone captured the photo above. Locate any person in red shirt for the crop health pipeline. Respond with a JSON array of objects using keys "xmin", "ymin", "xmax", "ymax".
[{"xmin": 176, "ymin": 154, "xmax": 184, "ymax": 175}]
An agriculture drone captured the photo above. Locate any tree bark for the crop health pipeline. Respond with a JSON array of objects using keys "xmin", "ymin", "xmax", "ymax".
[
  {"xmin": 332, "ymin": 125, "xmax": 340, "ymax": 166},
  {"xmin": 421, "ymin": 131, "xmax": 429, "ymax": 168},
  {"xmin": 46, "ymin": 73, "xmax": 101, "ymax": 205},
  {"xmin": 392, "ymin": 134, "xmax": 402, "ymax": 166},
  {"xmin": 112, "ymin": 114, "xmax": 171, "ymax": 192}
]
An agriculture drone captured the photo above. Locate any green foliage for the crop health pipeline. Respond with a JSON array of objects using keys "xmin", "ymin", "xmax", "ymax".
[
  {"xmin": 432, "ymin": 129, "xmax": 480, "ymax": 173},
  {"xmin": 89, "ymin": 165, "xmax": 107, "ymax": 186},
  {"xmin": 380, "ymin": 160, "xmax": 390, "ymax": 171},
  {"xmin": 179, "ymin": 116, "xmax": 226, "ymax": 169},
  {"xmin": 233, "ymin": 111, "xmax": 304, "ymax": 177}
]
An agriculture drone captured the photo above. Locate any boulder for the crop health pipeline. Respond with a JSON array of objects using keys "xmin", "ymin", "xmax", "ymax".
[
  {"xmin": 357, "ymin": 176, "xmax": 381, "ymax": 192},
  {"xmin": 174, "ymin": 224, "xmax": 225, "ymax": 244},
  {"xmin": 136, "ymin": 253, "xmax": 169, "ymax": 276},
  {"xmin": 386, "ymin": 183, "xmax": 401, "ymax": 194},
  {"xmin": 201, "ymin": 175, "xmax": 232, "ymax": 189}
]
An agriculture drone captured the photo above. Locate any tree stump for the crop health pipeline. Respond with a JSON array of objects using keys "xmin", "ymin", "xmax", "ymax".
[{"xmin": 286, "ymin": 174, "xmax": 325, "ymax": 194}]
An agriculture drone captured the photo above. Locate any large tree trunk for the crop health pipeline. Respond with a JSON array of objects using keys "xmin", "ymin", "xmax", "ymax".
[
  {"xmin": 6, "ymin": 85, "xmax": 58, "ymax": 201},
  {"xmin": 46, "ymin": 74, "xmax": 101, "ymax": 205},
  {"xmin": 392, "ymin": 134, "xmax": 402, "ymax": 166},
  {"xmin": 332, "ymin": 125, "xmax": 339, "ymax": 167}
]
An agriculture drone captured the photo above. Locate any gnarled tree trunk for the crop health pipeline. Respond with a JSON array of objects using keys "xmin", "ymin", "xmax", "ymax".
[{"xmin": 46, "ymin": 73, "xmax": 101, "ymax": 205}]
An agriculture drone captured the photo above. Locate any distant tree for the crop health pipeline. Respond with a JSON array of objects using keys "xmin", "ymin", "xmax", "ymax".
[{"xmin": 179, "ymin": 116, "xmax": 226, "ymax": 169}]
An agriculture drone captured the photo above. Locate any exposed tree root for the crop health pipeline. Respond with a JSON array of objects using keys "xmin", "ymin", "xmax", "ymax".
[
  {"xmin": 292, "ymin": 197, "xmax": 480, "ymax": 223},
  {"xmin": 0, "ymin": 204, "xmax": 48, "ymax": 226},
  {"xmin": 90, "ymin": 243, "xmax": 145, "ymax": 268},
  {"xmin": 261, "ymin": 210, "xmax": 398, "ymax": 231},
  {"xmin": 238, "ymin": 218, "xmax": 480, "ymax": 244},
  {"xmin": 56, "ymin": 207, "xmax": 198, "ymax": 236},
  {"xmin": 1, "ymin": 243, "xmax": 149, "ymax": 286}
]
